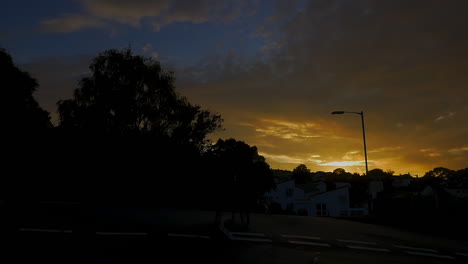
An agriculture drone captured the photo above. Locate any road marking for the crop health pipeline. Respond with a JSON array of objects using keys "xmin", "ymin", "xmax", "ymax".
[
  {"xmin": 337, "ymin": 239, "xmax": 376, "ymax": 245},
  {"xmin": 281, "ymin": 235, "xmax": 320, "ymax": 240},
  {"xmin": 288, "ymin": 240, "xmax": 331, "ymax": 247},
  {"xmin": 219, "ymin": 224, "xmax": 233, "ymax": 239},
  {"xmin": 231, "ymin": 236, "xmax": 272, "ymax": 243},
  {"xmin": 218, "ymin": 225, "xmax": 269, "ymax": 242},
  {"xmin": 230, "ymin": 232, "xmax": 266, "ymax": 237},
  {"xmin": 39, "ymin": 201, "xmax": 80, "ymax": 205},
  {"xmin": 393, "ymin": 245, "xmax": 438, "ymax": 253},
  {"xmin": 405, "ymin": 251, "xmax": 455, "ymax": 259},
  {"xmin": 168, "ymin": 233, "xmax": 211, "ymax": 239},
  {"xmin": 19, "ymin": 228, "xmax": 62, "ymax": 233},
  {"xmin": 346, "ymin": 245, "xmax": 390, "ymax": 252},
  {"xmin": 456, "ymin": 252, "xmax": 468, "ymax": 257},
  {"xmin": 95, "ymin": 232, "xmax": 147, "ymax": 236}
]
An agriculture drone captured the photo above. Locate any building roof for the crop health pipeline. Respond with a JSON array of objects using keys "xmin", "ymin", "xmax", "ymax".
[
  {"xmin": 307, "ymin": 185, "xmax": 349, "ymax": 198},
  {"xmin": 276, "ymin": 179, "xmax": 295, "ymax": 185},
  {"xmin": 296, "ymin": 181, "xmax": 324, "ymax": 193}
]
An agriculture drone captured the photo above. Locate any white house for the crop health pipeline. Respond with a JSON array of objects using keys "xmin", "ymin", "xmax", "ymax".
[
  {"xmin": 295, "ymin": 186, "xmax": 348, "ymax": 216},
  {"xmin": 266, "ymin": 180, "xmax": 305, "ymax": 211},
  {"xmin": 298, "ymin": 181, "xmax": 327, "ymax": 198},
  {"xmin": 266, "ymin": 180, "xmax": 368, "ymax": 217}
]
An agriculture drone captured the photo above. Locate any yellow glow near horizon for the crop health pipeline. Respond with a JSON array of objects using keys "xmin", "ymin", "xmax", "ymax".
[
  {"xmin": 319, "ymin": 161, "xmax": 364, "ymax": 167},
  {"xmin": 213, "ymin": 115, "xmax": 467, "ymax": 177}
]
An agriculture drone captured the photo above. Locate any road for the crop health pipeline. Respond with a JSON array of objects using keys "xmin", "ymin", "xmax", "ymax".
[
  {"xmin": 247, "ymin": 214, "xmax": 468, "ymax": 255},
  {"xmin": 2, "ymin": 203, "xmax": 468, "ymax": 263}
]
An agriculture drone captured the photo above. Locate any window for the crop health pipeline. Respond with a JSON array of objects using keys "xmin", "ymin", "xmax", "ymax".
[
  {"xmin": 286, "ymin": 188, "xmax": 294, "ymax": 197},
  {"xmin": 287, "ymin": 203, "xmax": 295, "ymax": 210},
  {"xmin": 316, "ymin": 203, "xmax": 328, "ymax": 216}
]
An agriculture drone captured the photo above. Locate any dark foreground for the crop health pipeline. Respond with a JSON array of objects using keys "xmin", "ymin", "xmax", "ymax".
[
  {"xmin": 2, "ymin": 202, "xmax": 468, "ymax": 264},
  {"xmin": 9, "ymin": 232, "xmax": 467, "ymax": 264}
]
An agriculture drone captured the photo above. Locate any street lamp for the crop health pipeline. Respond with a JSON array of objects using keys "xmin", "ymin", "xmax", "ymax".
[{"xmin": 331, "ymin": 111, "xmax": 368, "ymax": 175}]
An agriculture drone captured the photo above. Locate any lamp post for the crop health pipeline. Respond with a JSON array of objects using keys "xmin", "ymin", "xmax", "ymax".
[{"xmin": 331, "ymin": 111, "xmax": 368, "ymax": 175}]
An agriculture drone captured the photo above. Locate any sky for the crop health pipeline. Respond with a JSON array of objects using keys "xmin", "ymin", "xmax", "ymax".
[{"xmin": 2, "ymin": 0, "xmax": 468, "ymax": 176}]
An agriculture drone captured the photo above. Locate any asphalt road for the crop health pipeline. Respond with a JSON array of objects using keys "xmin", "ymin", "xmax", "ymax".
[
  {"xmin": 3, "ymin": 203, "xmax": 468, "ymax": 263},
  {"xmin": 9, "ymin": 229, "xmax": 468, "ymax": 264},
  {"xmin": 247, "ymin": 214, "xmax": 468, "ymax": 254}
]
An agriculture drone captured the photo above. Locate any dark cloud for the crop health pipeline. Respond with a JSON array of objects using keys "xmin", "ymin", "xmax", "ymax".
[
  {"xmin": 41, "ymin": 0, "xmax": 260, "ymax": 33},
  {"xmin": 177, "ymin": 0, "xmax": 468, "ymax": 174}
]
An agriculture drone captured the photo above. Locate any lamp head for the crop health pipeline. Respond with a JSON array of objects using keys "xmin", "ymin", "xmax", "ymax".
[{"xmin": 331, "ymin": 111, "xmax": 345, "ymax": 115}]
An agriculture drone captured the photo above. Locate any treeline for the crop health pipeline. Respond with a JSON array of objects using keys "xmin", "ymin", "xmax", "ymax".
[
  {"xmin": 283, "ymin": 164, "xmax": 468, "ymax": 238},
  {"xmin": 371, "ymin": 167, "xmax": 468, "ymax": 239},
  {"xmin": 1, "ymin": 47, "xmax": 274, "ymax": 210},
  {"xmin": 282, "ymin": 165, "xmax": 468, "ymax": 209}
]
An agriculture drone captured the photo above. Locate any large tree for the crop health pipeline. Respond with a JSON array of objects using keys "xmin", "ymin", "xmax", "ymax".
[
  {"xmin": 292, "ymin": 164, "xmax": 311, "ymax": 184},
  {"xmin": 2, "ymin": 48, "xmax": 51, "ymax": 132},
  {"xmin": 2, "ymin": 48, "xmax": 52, "ymax": 206},
  {"xmin": 57, "ymin": 48, "xmax": 222, "ymax": 147},
  {"xmin": 423, "ymin": 167, "xmax": 455, "ymax": 181},
  {"xmin": 451, "ymin": 168, "xmax": 468, "ymax": 188},
  {"xmin": 204, "ymin": 139, "xmax": 275, "ymax": 213},
  {"xmin": 50, "ymin": 48, "xmax": 223, "ymax": 205}
]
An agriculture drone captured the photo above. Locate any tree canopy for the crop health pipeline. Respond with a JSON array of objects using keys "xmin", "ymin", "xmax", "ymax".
[
  {"xmin": 292, "ymin": 164, "xmax": 311, "ymax": 184},
  {"xmin": 422, "ymin": 167, "xmax": 468, "ymax": 188},
  {"xmin": 367, "ymin": 168, "xmax": 394, "ymax": 180},
  {"xmin": 57, "ymin": 48, "xmax": 222, "ymax": 147},
  {"xmin": 204, "ymin": 139, "xmax": 275, "ymax": 210},
  {"xmin": 2, "ymin": 48, "xmax": 51, "ymax": 133}
]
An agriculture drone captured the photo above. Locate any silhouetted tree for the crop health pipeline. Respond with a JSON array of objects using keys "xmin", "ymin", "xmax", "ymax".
[
  {"xmin": 292, "ymin": 164, "xmax": 311, "ymax": 184},
  {"xmin": 420, "ymin": 167, "xmax": 455, "ymax": 209},
  {"xmin": 452, "ymin": 168, "xmax": 468, "ymax": 187},
  {"xmin": 57, "ymin": 48, "xmax": 222, "ymax": 148},
  {"xmin": 367, "ymin": 168, "xmax": 394, "ymax": 180},
  {"xmin": 1, "ymin": 48, "xmax": 53, "ymax": 218},
  {"xmin": 328, "ymin": 168, "xmax": 354, "ymax": 183},
  {"xmin": 34, "ymin": 48, "xmax": 224, "ymax": 205},
  {"xmin": 420, "ymin": 167, "xmax": 468, "ymax": 189},
  {"xmin": 205, "ymin": 139, "xmax": 274, "ymax": 226},
  {"xmin": 2, "ymin": 48, "xmax": 51, "ymax": 133},
  {"xmin": 333, "ymin": 168, "xmax": 346, "ymax": 175},
  {"xmin": 423, "ymin": 167, "xmax": 454, "ymax": 182}
]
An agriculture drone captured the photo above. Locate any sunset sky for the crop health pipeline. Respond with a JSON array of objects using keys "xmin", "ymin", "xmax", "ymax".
[{"xmin": 2, "ymin": 0, "xmax": 467, "ymax": 176}]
